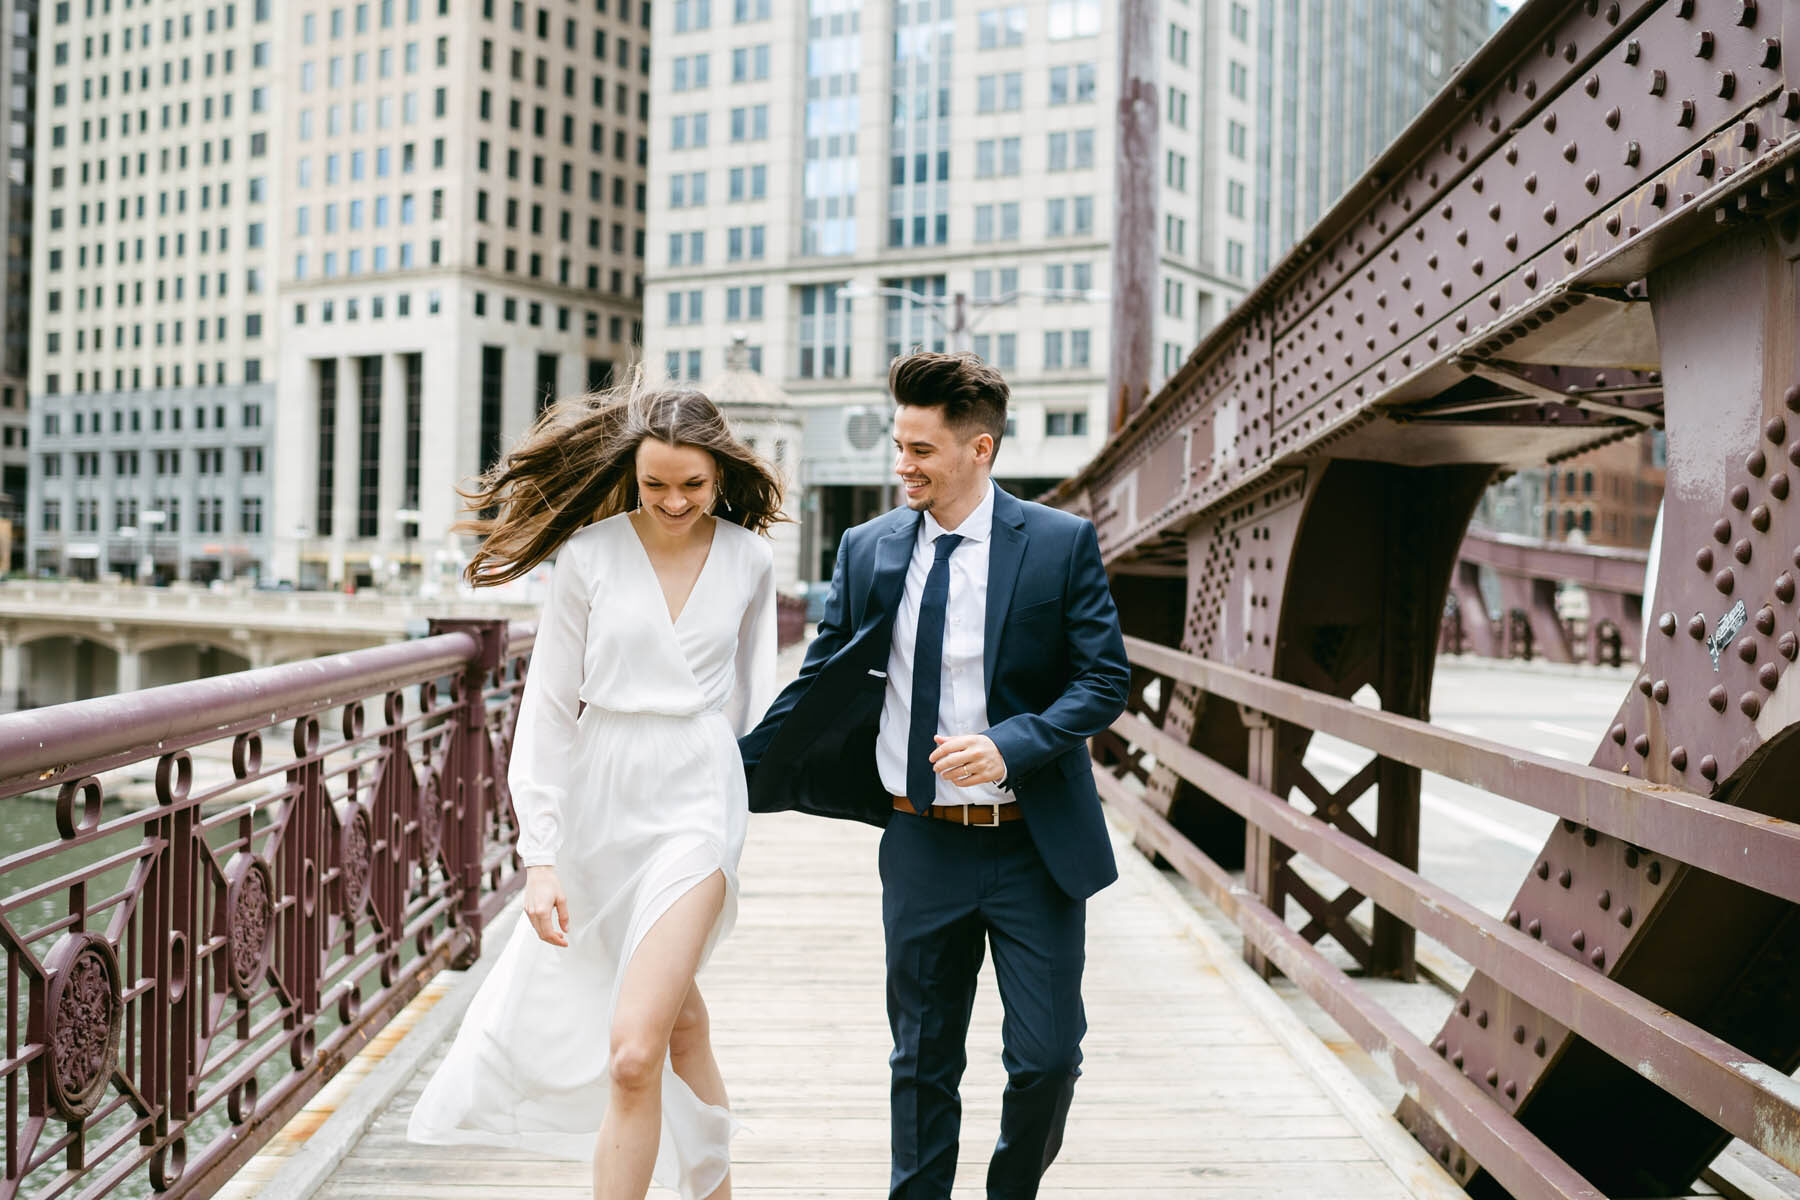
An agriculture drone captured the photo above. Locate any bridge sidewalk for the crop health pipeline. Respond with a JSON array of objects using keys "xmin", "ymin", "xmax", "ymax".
[{"xmin": 242, "ymin": 807, "xmax": 1460, "ymax": 1199}]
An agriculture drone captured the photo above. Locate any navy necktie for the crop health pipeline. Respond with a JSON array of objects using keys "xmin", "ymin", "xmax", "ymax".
[{"xmin": 907, "ymin": 533, "xmax": 965, "ymax": 813}]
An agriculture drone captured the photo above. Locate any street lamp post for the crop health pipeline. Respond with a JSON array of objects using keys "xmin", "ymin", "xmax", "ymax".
[{"xmin": 394, "ymin": 507, "xmax": 422, "ymax": 593}]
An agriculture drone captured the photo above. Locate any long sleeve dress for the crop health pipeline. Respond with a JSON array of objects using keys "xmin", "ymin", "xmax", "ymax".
[{"xmin": 407, "ymin": 511, "xmax": 777, "ymax": 1200}]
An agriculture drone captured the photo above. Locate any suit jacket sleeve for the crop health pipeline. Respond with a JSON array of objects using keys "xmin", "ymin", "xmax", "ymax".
[
  {"xmin": 738, "ymin": 531, "xmax": 854, "ymax": 773},
  {"xmin": 984, "ymin": 520, "xmax": 1129, "ymax": 784}
]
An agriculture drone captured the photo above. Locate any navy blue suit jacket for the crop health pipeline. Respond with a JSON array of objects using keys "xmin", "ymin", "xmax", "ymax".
[{"xmin": 739, "ymin": 485, "xmax": 1130, "ymax": 900}]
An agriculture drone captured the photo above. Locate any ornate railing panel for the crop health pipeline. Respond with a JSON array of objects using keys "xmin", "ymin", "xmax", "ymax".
[
  {"xmin": 1094, "ymin": 635, "xmax": 1800, "ymax": 1199},
  {"xmin": 0, "ymin": 618, "xmax": 533, "ymax": 1198}
]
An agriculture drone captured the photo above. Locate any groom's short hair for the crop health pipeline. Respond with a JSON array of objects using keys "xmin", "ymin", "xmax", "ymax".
[{"xmin": 889, "ymin": 351, "xmax": 1009, "ymax": 458}]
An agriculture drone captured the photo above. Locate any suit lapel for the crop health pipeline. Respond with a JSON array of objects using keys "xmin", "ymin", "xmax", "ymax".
[
  {"xmin": 984, "ymin": 489, "xmax": 1029, "ymax": 692},
  {"xmin": 868, "ymin": 511, "xmax": 922, "ymax": 631}
]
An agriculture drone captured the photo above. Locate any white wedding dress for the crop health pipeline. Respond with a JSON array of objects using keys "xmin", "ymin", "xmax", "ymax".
[{"xmin": 407, "ymin": 512, "xmax": 777, "ymax": 1200}]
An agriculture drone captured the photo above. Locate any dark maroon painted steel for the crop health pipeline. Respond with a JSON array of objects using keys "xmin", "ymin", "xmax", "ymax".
[
  {"xmin": 1051, "ymin": 0, "xmax": 1800, "ymax": 1191},
  {"xmin": 0, "ymin": 620, "xmax": 533, "ymax": 1198}
]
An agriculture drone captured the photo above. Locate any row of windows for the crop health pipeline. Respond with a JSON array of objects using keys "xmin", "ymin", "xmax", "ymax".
[
  {"xmin": 42, "ymin": 361, "xmax": 264, "ymax": 396},
  {"xmin": 42, "ymin": 401, "xmax": 262, "ymax": 439},
  {"xmin": 298, "ymin": 40, "xmax": 444, "ymax": 91},
  {"xmin": 45, "ymin": 314, "xmax": 264, "ymax": 360},
  {"xmin": 41, "ymin": 495, "xmax": 258, "ymax": 538},
  {"xmin": 50, "ymin": 271, "xmax": 264, "ymax": 317},
  {"xmin": 973, "ymin": 130, "xmax": 1096, "ymax": 178},
  {"xmin": 667, "ymin": 104, "xmax": 769, "ymax": 149},
  {"xmin": 298, "ymin": 0, "xmax": 441, "ymax": 43},
  {"xmin": 974, "ymin": 195, "xmax": 1096, "ymax": 243},
  {"xmin": 473, "ymin": 0, "xmax": 651, "ymax": 43},
  {"xmin": 53, "ymin": 106, "xmax": 270, "ymax": 150},
  {"xmin": 669, "ymin": 44, "xmax": 770, "ymax": 90},
  {"xmin": 467, "ymin": 289, "xmax": 641, "ymax": 345},
  {"xmin": 662, "ymin": 340, "xmax": 1098, "ymax": 398},
  {"xmin": 976, "ymin": 2, "xmax": 1101, "ymax": 47},
  {"xmin": 667, "ymin": 165, "xmax": 767, "ymax": 208},
  {"xmin": 973, "ymin": 64, "xmax": 1098, "ymax": 114},
  {"xmin": 671, "ymin": 0, "xmax": 776, "ymax": 33},
  {"xmin": 53, "ymin": 0, "xmax": 273, "ymax": 33},
  {"xmin": 41, "ymin": 445, "xmax": 262, "ymax": 479}
]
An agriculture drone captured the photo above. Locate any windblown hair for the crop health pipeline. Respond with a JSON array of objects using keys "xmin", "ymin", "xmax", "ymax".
[
  {"xmin": 456, "ymin": 365, "xmax": 785, "ymax": 587},
  {"xmin": 888, "ymin": 350, "xmax": 1010, "ymax": 459}
]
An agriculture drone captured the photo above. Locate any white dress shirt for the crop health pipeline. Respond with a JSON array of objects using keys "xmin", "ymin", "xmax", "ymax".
[{"xmin": 876, "ymin": 482, "xmax": 1012, "ymax": 807}]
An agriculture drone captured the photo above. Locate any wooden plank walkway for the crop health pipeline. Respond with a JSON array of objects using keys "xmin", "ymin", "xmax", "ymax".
[{"xmin": 283, "ymin": 807, "xmax": 1460, "ymax": 1199}]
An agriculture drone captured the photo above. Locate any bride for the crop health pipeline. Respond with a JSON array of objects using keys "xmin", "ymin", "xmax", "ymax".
[{"xmin": 407, "ymin": 369, "xmax": 784, "ymax": 1200}]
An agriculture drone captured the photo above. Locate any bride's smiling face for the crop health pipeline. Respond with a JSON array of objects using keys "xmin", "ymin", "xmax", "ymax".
[{"xmin": 634, "ymin": 439, "xmax": 718, "ymax": 534}]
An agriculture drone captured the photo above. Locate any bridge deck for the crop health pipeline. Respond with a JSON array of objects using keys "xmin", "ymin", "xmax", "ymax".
[{"xmin": 254, "ymin": 809, "xmax": 1455, "ymax": 1199}]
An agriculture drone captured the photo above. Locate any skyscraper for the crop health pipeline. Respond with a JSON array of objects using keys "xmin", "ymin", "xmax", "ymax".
[
  {"xmin": 28, "ymin": 0, "xmax": 651, "ymax": 588},
  {"xmin": 645, "ymin": 0, "xmax": 1262, "ymax": 585},
  {"xmin": 0, "ymin": 0, "xmax": 36, "ymax": 572},
  {"xmin": 1252, "ymin": 0, "xmax": 1501, "ymax": 276}
]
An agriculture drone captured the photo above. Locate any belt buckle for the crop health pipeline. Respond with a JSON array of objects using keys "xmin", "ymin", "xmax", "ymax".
[{"xmin": 966, "ymin": 802, "xmax": 1002, "ymax": 827}]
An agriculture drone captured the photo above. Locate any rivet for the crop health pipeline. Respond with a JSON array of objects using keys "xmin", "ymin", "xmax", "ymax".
[
  {"xmin": 1689, "ymin": 613, "xmax": 1709, "ymax": 639},
  {"xmin": 1625, "ymin": 847, "xmax": 1640, "ymax": 868},
  {"xmin": 1695, "ymin": 30, "xmax": 1715, "ymax": 58},
  {"xmin": 1524, "ymin": 268, "xmax": 1539, "ymax": 288},
  {"xmin": 1506, "ymin": 909, "xmax": 1521, "ymax": 928},
  {"xmin": 1778, "ymin": 632, "xmax": 1798, "ymax": 660},
  {"xmin": 1609, "ymin": 722, "xmax": 1627, "ymax": 744},
  {"xmin": 1623, "ymin": 140, "xmax": 1639, "ymax": 166},
  {"xmin": 1512, "ymin": 1024, "xmax": 1527, "ymax": 1044},
  {"xmin": 1652, "ymin": 680, "xmax": 1669, "ymax": 704},
  {"xmin": 1736, "ymin": 0, "xmax": 1758, "ymax": 26},
  {"xmin": 1563, "ymin": 141, "xmax": 1579, "ymax": 163},
  {"xmin": 1505, "ymin": 1080, "xmax": 1518, "ymax": 1099},
  {"xmin": 1534, "ymin": 1036, "xmax": 1547, "ymax": 1057},
  {"xmin": 1476, "ymin": 1010, "xmax": 1489, "ymax": 1029},
  {"xmin": 1749, "ymin": 449, "xmax": 1768, "ymax": 476},
  {"xmin": 1717, "ymin": 70, "xmax": 1737, "ymax": 99},
  {"xmin": 1648, "ymin": 861, "xmax": 1662, "ymax": 885},
  {"xmin": 1717, "ymin": 567, "xmax": 1737, "ymax": 593},
  {"xmin": 1458, "ymin": 997, "xmax": 1471, "ymax": 1017},
  {"xmin": 1777, "ymin": 573, "xmax": 1796, "ymax": 603},
  {"xmin": 1714, "ymin": 518, "xmax": 1733, "ymax": 543},
  {"xmin": 1544, "ymin": 112, "xmax": 1558, "ymax": 134},
  {"xmin": 1559, "ymin": 868, "xmax": 1573, "ymax": 889},
  {"xmin": 1741, "ymin": 692, "xmax": 1762, "ymax": 719},
  {"xmin": 1756, "ymin": 606, "xmax": 1777, "ymax": 635},
  {"xmin": 1699, "ymin": 148, "xmax": 1716, "ymax": 177},
  {"xmin": 1770, "ymin": 417, "xmax": 1789, "ymax": 443},
  {"xmin": 1452, "ymin": 1051, "xmax": 1464, "ymax": 1069},
  {"xmin": 1434, "ymin": 1037, "xmax": 1448, "ymax": 1056},
  {"xmin": 1784, "ymin": 90, "xmax": 1800, "ymax": 121},
  {"xmin": 1528, "ymin": 918, "xmax": 1543, "ymax": 939},
  {"xmin": 1485, "ymin": 1068, "xmax": 1499, "ymax": 1087},
  {"xmin": 1679, "ymin": 99, "xmax": 1697, "ymax": 127},
  {"xmin": 1472, "ymin": 259, "xmax": 1485, "ymax": 275},
  {"xmin": 1731, "ymin": 484, "xmax": 1751, "ymax": 509},
  {"xmin": 1709, "ymin": 684, "xmax": 1729, "ymax": 711},
  {"xmin": 1536, "ymin": 859, "xmax": 1551, "ymax": 879},
  {"xmin": 1591, "ymin": 948, "xmax": 1607, "ymax": 969},
  {"xmin": 1585, "ymin": 74, "xmax": 1601, "ymax": 97},
  {"xmin": 1760, "ymin": 663, "xmax": 1780, "ymax": 690},
  {"xmin": 1633, "ymin": 733, "xmax": 1650, "ymax": 756},
  {"xmin": 1699, "ymin": 756, "xmax": 1718, "ymax": 781},
  {"xmin": 1670, "ymin": 746, "xmax": 1688, "ymax": 771},
  {"xmin": 1761, "ymin": 37, "xmax": 1781, "ymax": 68},
  {"xmin": 1659, "ymin": 611, "xmax": 1678, "ymax": 635},
  {"xmin": 1649, "ymin": 69, "xmax": 1667, "ymax": 96},
  {"xmin": 1697, "ymin": 547, "xmax": 1715, "ymax": 570},
  {"xmin": 1734, "ymin": 538, "xmax": 1753, "ymax": 564},
  {"xmin": 1752, "ymin": 505, "xmax": 1772, "ymax": 532}
]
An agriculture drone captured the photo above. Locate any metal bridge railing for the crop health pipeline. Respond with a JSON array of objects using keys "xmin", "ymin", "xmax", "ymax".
[
  {"xmin": 0, "ymin": 618, "xmax": 531, "ymax": 1199},
  {"xmin": 1094, "ymin": 635, "xmax": 1800, "ymax": 1200}
]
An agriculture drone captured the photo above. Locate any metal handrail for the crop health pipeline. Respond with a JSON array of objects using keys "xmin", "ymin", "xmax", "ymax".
[
  {"xmin": 1103, "ymin": 638, "xmax": 1800, "ymax": 1198},
  {"xmin": 0, "ymin": 618, "xmax": 533, "ymax": 1199}
]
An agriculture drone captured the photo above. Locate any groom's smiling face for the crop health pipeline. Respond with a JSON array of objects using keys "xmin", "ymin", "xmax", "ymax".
[{"xmin": 892, "ymin": 403, "xmax": 993, "ymax": 522}]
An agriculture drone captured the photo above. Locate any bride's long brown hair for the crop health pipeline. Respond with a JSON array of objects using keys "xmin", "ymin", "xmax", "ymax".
[{"xmin": 455, "ymin": 365, "xmax": 786, "ymax": 588}]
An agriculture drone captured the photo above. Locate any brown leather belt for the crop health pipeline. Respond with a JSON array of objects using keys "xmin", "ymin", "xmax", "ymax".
[{"xmin": 892, "ymin": 794, "xmax": 1024, "ymax": 826}]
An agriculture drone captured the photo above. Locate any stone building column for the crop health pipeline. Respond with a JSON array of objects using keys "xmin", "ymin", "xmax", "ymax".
[{"xmin": 0, "ymin": 635, "xmax": 23, "ymax": 713}]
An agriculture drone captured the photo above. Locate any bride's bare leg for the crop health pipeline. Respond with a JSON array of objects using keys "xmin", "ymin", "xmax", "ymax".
[
  {"xmin": 592, "ymin": 871, "xmax": 727, "ymax": 1200},
  {"xmin": 669, "ymin": 984, "xmax": 731, "ymax": 1200}
]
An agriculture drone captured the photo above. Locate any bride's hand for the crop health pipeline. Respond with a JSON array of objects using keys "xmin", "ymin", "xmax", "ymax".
[{"xmin": 523, "ymin": 866, "xmax": 570, "ymax": 947}]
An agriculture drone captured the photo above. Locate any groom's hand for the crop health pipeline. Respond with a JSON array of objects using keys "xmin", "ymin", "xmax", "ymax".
[{"xmin": 931, "ymin": 734, "xmax": 1008, "ymax": 788}]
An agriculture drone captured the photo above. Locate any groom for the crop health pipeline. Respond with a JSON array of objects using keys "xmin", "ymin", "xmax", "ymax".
[{"xmin": 740, "ymin": 350, "xmax": 1130, "ymax": 1199}]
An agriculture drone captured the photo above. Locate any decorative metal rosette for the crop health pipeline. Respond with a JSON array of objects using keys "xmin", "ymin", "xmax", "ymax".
[
  {"xmin": 337, "ymin": 801, "xmax": 373, "ymax": 916},
  {"xmin": 417, "ymin": 769, "xmax": 444, "ymax": 864},
  {"xmin": 42, "ymin": 931, "xmax": 123, "ymax": 1121},
  {"xmin": 223, "ymin": 853, "xmax": 276, "ymax": 998}
]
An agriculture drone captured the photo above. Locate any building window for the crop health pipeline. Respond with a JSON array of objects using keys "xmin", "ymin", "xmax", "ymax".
[
  {"xmin": 796, "ymin": 283, "xmax": 851, "ymax": 379},
  {"xmin": 1046, "ymin": 408, "xmax": 1089, "ymax": 437}
]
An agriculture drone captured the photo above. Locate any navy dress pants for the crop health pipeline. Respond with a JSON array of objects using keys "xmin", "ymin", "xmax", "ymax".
[{"xmin": 879, "ymin": 812, "xmax": 1087, "ymax": 1200}]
